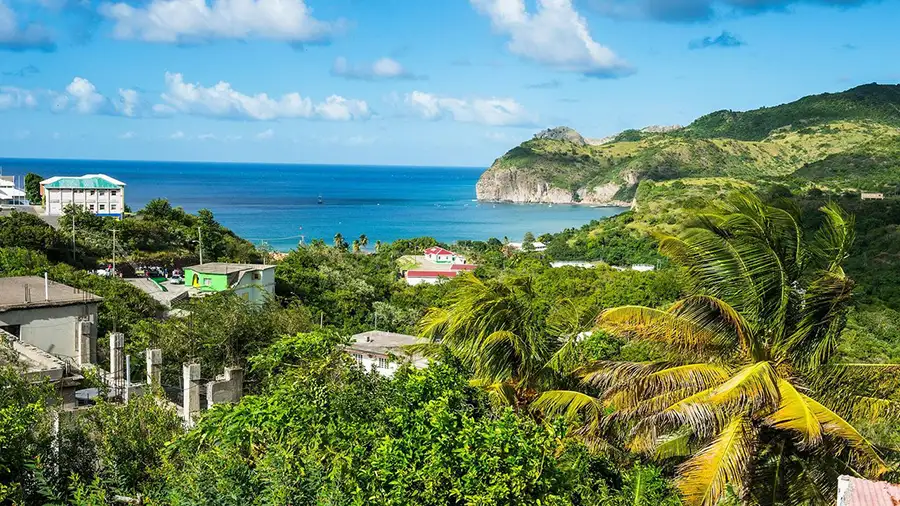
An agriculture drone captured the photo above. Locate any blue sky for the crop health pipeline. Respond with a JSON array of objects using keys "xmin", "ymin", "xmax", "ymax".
[{"xmin": 0, "ymin": 0, "xmax": 897, "ymax": 167}]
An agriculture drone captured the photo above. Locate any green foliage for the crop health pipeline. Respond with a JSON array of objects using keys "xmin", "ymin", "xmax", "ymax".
[
  {"xmin": 0, "ymin": 366, "xmax": 54, "ymax": 504},
  {"xmin": 24, "ymin": 173, "xmax": 42, "ymax": 204}
]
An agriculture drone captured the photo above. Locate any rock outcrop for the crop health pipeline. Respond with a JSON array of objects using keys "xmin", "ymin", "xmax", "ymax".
[
  {"xmin": 475, "ymin": 165, "xmax": 634, "ymax": 206},
  {"xmin": 533, "ymin": 126, "xmax": 586, "ymax": 145}
]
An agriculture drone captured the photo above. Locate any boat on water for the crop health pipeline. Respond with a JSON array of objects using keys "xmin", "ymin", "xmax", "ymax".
[{"xmin": 317, "ymin": 195, "xmax": 324, "ymax": 205}]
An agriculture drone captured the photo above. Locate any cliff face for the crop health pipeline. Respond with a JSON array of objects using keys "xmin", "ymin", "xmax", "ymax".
[{"xmin": 475, "ymin": 164, "xmax": 634, "ymax": 206}]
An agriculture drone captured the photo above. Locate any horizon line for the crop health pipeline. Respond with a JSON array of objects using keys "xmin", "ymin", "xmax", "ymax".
[{"xmin": 0, "ymin": 156, "xmax": 486, "ymax": 171}]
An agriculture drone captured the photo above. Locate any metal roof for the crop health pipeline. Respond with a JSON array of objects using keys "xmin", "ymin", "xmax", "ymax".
[
  {"xmin": 41, "ymin": 174, "xmax": 125, "ymax": 189},
  {"xmin": 838, "ymin": 475, "xmax": 900, "ymax": 506},
  {"xmin": 0, "ymin": 276, "xmax": 102, "ymax": 312},
  {"xmin": 184, "ymin": 262, "xmax": 274, "ymax": 275}
]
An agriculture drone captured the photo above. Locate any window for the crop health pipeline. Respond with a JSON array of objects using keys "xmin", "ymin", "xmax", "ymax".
[
  {"xmin": 0, "ymin": 325, "xmax": 21, "ymax": 338},
  {"xmin": 89, "ymin": 190, "xmax": 95, "ymax": 196},
  {"xmin": 203, "ymin": 278, "xmax": 211, "ymax": 286},
  {"xmin": 99, "ymin": 204, "xmax": 106, "ymax": 211},
  {"xmin": 88, "ymin": 204, "xmax": 95, "ymax": 211},
  {"xmin": 352, "ymin": 353, "xmax": 363, "ymax": 365},
  {"xmin": 252, "ymin": 272, "xmax": 261, "ymax": 280},
  {"xmin": 76, "ymin": 189, "xmax": 84, "ymax": 194},
  {"xmin": 111, "ymin": 204, "xmax": 117, "ymax": 210},
  {"xmin": 98, "ymin": 191, "xmax": 106, "ymax": 196},
  {"xmin": 377, "ymin": 357, "xmax": 390, "ymax": 369},
  {"xmin": 111, "ymin": 190, "xmax": 118, "ymax": 196}
]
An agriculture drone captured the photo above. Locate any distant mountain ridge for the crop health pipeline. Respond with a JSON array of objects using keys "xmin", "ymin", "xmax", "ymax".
[{"xmin": 476, "ymin": 83, "xmax": 900, "ymax": 205}]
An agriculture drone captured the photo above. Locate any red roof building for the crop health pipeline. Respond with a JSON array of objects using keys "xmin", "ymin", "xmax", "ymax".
[
  {"xmin": 424, "ymin": 246, "xmax": 455, "ymax": 256},
  {"xmin": 838, "ymin": 475, "xmax": 900, "ymax": 506}
]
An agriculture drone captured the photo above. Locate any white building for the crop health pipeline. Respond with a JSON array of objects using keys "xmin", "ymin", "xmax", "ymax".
[
  {"xmin": 184, "ymin": 263, "xmax": 276, "ymax": 304},
  {"xmin": 0, "ymin": 276, "xmax": 100, "ymax": 366},
  {"xmin": 424, "ymin": 246, "xmax": 463, "ymax": 264},
  {"xmin": 550, "ymin": 261, "xmax": 595, "ymax": 269},
  {"xmin": 40, "ymin": 174, "xmax": 126, "ymax": 218},
  {"xmin": 348, "ymin": 330, "xmax": 428, "ymax": 377},
  {"xmin": 507, "ymin": 242, "xmax": 547, "ymax": 252},
  {"xmin": 0, "ymin": 176, "xmax": 27, "ymax": 206},
  {"xmin": 861, "ymin": 192, "xmax": 885, "ymax": 200},
  {"xmin": 631, "ymin": 264, "xmax": 656, "ymax": 272}
]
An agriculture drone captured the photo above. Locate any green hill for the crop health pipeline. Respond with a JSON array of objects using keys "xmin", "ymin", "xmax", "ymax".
[{"xmin": 476, "ymin": 84, "xmax": 900, "ymax": 205}]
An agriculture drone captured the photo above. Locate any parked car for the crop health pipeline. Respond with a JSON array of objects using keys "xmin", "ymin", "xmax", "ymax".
[{"xmin": 168, "ymin": 275, "xmax": 184, "ymax": 285}]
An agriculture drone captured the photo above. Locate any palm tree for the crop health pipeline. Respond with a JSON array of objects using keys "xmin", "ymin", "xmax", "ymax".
[
  {"xmin": 419, "ymin": 274, "xmax": 589, "ymax": 407},
  {"xmin": 352, "ymin": 239, "xmax": 360, "ymax": 254},
  {"xmin": 374, "ymin": 240, "xmax": 382, "ymax": 253},
  {"xmin": 536, "ymin": 192, "xmax": 898, "ymax": 505},
  {"xmin": 333, "ymin": 233, "xmax": 344, "ymax": 250},
  {"xmin": 358, "ymin": 234, "xmax": 369, "ymax": 250}
]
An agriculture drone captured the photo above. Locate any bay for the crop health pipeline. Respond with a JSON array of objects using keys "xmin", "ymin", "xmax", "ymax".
[{"xmin": 0, "ymin": 158, "xmax": 628, "ymax": 251}]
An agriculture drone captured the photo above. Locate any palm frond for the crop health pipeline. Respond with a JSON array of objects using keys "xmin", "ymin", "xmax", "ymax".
[
  {"xmin": 532, "ymin": 390, "xmax": 603, "ymax": 430},
  {"xmin": 802, "ymin": 394, "xmax": 889, "ymax": 476},
  {"xmin": 708, "ymin": 361, "xmax": 780, "ymax": 411},
  {"xmin": 669, "ymin": 295, "xmax": 756, "ymax": 355},
  {"xmin": 677, "ymin": 414, "xmax": 756, "ymax": 506},
  {"xmin": 809, "ymin": 201, "xmax": 855, "ymax": 274},
  {"xmin": 599, "ymin": 305, "xmax": 732, "ymax": 353},
  {"xmin": 764, "ymin": 378, "xmax": 822, "ymax": 446},
  {"xmin": 655, "ymin": 427, "xmax": 694, "ymax": 460}
]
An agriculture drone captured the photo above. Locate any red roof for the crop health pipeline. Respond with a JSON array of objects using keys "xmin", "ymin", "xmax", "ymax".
[
  {"xmin": 406, "ymin": 270, "xmax": 460, "ymax": 278},
  {"xmin": 838, "ymin": 476, "xmax": 900, "ymax": 506},
  {"xmin": 424, "ymin": 247, "xmax": 455, "ymax": 256},
  {"xmin": 450, "ymin": 264, "xmax": 477, "ymax": 271}
]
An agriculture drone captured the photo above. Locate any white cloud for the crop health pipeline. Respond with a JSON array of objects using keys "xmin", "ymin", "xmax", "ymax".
[
  {"xmin": 0, "ymin": 0, "xmax": 56, "ymax": 52},
  {"xmin": 119, "ymin": 131, "xmax": 136, "ymax": 139},
  {"xmin": 470, "ymin": 0, "xmax": 631, "ymax": 77},
  {"xmin": 158, "ymin": 72, "xmax": 370, "ymax": 121},
  {"xmin": 197, "ymin": 133, "xmax": 217, "ymax": 140},
  {"xmin": 170, "ymin": 130, "xmax": 186, "ymax": 139},
  {"xmin": 404, "ymin": 91, "xmax": 536, "ymax": 127},
  {"xmin": 117, "ymin": 89, "xmax": 140, "ymax": 117},
  {"xmin": 331, "ymin": 57, "xmax": 422, "ymax": 81},
  {"xmin": 0, "ymin": 86, "xmax": 38, "ymax": 110},
  {"xmin": 99, "ymin": 0, "xmax": 339, "ymax": 44},
  {"xmin": 66, "ymin": 77, "xmax": 107, "ymax": 114},
  {"xmin": 255, "ymin": 128, "xmax": 274, "ymax": 139}
]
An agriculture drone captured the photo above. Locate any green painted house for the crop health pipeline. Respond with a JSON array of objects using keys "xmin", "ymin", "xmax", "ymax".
[{"xmin": 184, "ymin": 263, "xmax": 276, "ymax": 304}]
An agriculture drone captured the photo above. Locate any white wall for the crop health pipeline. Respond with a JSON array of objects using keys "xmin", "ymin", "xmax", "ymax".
[
  {"xmin": 234, "ymin": 268, "xmax": 276, "ymax": 303},
  {"xmin": 351, "ymin": 352, "xmax": 401, "ymax": 377},
  {"xmin": 405, "ymin": 276, "xmax": 448, "ymax": 286},
  {"xmin": 45, "ymin": 187, "xmax": 125, "ymax": 216},
  {"xmin": 0, "ymin": 303, "xmax": 99, "ymax": 362}
]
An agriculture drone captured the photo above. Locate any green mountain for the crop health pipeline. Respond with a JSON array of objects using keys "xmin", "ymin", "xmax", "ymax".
[{"xmin": 476, "ymin": 84, "xmax": 900, "ymax": 205}]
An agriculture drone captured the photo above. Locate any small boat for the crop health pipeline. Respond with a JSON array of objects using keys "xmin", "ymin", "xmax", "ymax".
[{"xmin": 317, "ymin": 195, "xmax": 324, "ymax": 205}]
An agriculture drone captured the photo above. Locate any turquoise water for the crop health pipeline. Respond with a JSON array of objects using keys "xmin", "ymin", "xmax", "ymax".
[{"xmin": 1, "ymin": 158, "xmax": 627, "ymax": 251}]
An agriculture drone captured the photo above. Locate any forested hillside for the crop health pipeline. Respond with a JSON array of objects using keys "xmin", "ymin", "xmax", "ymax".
[{"xmin": 476, "ymin": 83, "xmax": 900, "ymax": 204}]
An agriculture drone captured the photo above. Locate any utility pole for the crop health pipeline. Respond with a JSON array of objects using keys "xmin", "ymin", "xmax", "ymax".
[
  {"xmin": 71, "ymin": 216, "xmax": 76, "ymax": 262},
  {"xmin": 197, "ymin": 227, "xmax": 203, "ymax": 264}
]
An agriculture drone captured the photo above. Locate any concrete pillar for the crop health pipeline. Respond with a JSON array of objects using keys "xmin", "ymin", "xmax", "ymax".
[
  {"xmin": 109, "ymin": 332, "xmax": 125, "ymax": 399},
  {"xmin": 206, "ymin": 366, "xmax": 244, "ymax": 408},
  {"xmin": 183, "ymin": 363, "xmax": 201, "ymax": 427},
  {"xmin": 76, "ymin": 320, "xmax": 92, "ymax": 368},
  {"xmin": 146, "ymin": 348, "xmax": 162, "ymax": 389}
]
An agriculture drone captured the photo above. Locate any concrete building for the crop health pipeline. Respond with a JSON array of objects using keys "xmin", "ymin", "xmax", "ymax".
[
  {"xmin": 0, "ymin": 276, "xmax": 100, "ymax": 365},
  {"xmin": 0, "ymin": 176, "xmax": 27, "ymax": 206},
  {"xmin": 348, "ymin": 330, "xmax": 428, "ymax": 377},
  {"xmin": 550, "ymin": 261, "xmax": 595, "ymax": 269},
  {"xmin": 1, "ymin": 328, "xmax": 84, "ymax": 409},
  {"xmin": 40, "ymin": 174, "xmax": 126, "ymax": 217},
  {"xmin": 401, "ymin": 247, "xmax": 477, "ymax": 286},
  {"xmin": 405, "ymin": 264, "xmax": 477, "ymax": 286},
  {"xmin": 861, "ymin": 192, "xmax": 885, "ymax": 200},
  {"xmin": 184, "ymin": 263, "xmax": 275, "ymax": 303}
]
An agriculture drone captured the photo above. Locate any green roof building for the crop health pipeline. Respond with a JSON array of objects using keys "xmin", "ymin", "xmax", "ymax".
[{"xmin": 40, "ymin": 174, "xmax": 126, "ymax": 218}]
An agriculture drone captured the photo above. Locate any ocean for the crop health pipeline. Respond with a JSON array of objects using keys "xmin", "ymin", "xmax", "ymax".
[{"xmin": 0, "ymin": 158, "xmax": 628, "ymax": 251}]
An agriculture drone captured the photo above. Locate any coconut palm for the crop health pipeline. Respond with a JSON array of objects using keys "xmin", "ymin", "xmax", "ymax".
[
  {"xmin": 358, "ymin": 234, "xmax": 369, "ymax": 250},
  {"xmin": 352, "ymin": 239, "xmax": 360, "ymax": 253},
  {"xmin": 333, "ymin": 233, "xmax": 345, "ymax": 250},
  {"xmin": 536, "ymin": 192, "xmax": 899, "ymax": 505},
  {"xmin": 419, "ymin": 274, "xmax": 591, "ymax": 407}
]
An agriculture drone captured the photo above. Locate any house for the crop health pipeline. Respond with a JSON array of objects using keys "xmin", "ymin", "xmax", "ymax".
[
  {"xmin": 1, "ymin": 329, "xmax": 85, "ymax": 409},
  {"xmin": 837, "ymin": 475, "xmax": 900, "ymax": 506},
  {"xmin": 861, "ymin": 192, "xmax": 885, "ymax": 200},
  {"xmin": 183, "ymin": 263, "xmax": 275, "ymax": 303},
  {"xmin": 40, "ymin": 174, "xmax": 126, "ymax": 217},
  {"xmin": 405, "ymin": 264, "xmax": 477, "ymax": 285},
  {"xmin": 0, "ymin": 176, "xmax": 27, "ymax": 206},
  {"xmin": 424, "ymin": 246, "xmax": 463, "ymax": 264},
  {"xmin": 0, "ymin": 276, "xmax": 100, "ymax": 366},
  {"xmin": 348, "ymin": 330, "xmax": 428, "ymax": 377},
  {"xmin": 507, "ymin": 242, "xmax": 548, "ymax": 252},
  {"xmin": 631, "ymin": 264, "xmax": 656, "ymax": 272}
]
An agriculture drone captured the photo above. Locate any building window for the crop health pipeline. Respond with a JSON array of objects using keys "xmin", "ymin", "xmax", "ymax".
[
  {"xmin": 377, "ymin": 357, "xmax": 390, "ymax": 369},
  {"xmin": 111, "ymin": 190, "xmax": 118, "ymax": 196},
  {"xmin": 99, "ymin": 204, "xmax": 106, "ymax": 211},
  {"xmin": 98, "ymin": 190, "xmax": 106, "ymax": 196},
  {"xmin": 252, "ymin": 272, "xmax": 261, "ymax": 280},
  {"xmin": 111, "ymin": 204, "xmax": 117, "ymax": 210},
  {"xmin": 89, "ymin": 190, "xmax": 95, "ymax": 196},
  {"xmin": 352, "ymin": 353, "xmax": 363, "ymax": 365},
  {"xmin": 203, "ymin": 278, "xmax": 211, "ymax": 286},
  {"xmin": 88, "ymin": 204, "xmax": 95, "ymax": 211}
]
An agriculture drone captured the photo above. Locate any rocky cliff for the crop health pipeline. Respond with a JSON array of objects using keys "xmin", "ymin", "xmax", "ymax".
[{"xmin": 475, "ymin": 164, "xmax": 635, "ymax": 206}]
